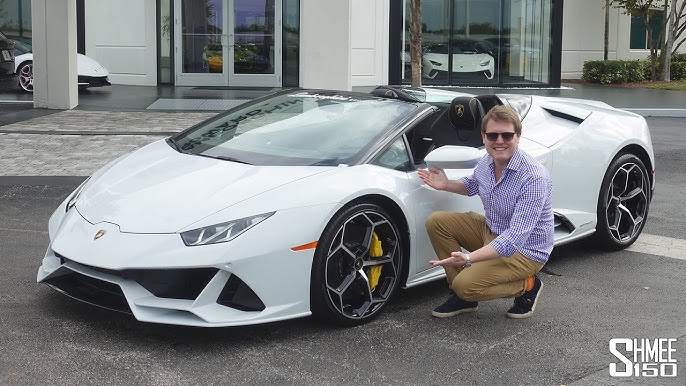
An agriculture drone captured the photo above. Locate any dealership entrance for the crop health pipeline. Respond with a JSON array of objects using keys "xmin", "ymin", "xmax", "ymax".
[{"xmin": 174, "ymin": 0, "xmax": 282, "ymax": 87}]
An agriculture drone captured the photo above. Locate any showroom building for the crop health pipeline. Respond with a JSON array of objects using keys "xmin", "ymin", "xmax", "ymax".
[{"xmin": 0, "ymin": 0, "xmax": 681, "ymax": 94}]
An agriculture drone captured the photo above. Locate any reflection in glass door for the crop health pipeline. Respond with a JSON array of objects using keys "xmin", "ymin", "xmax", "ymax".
[
  {"xmin": 174, "ymin": 0, "xmax": 282, "ymax": 87},
  {"xmin": 228, "ymin": 0, "xmax": 281, "ymax": 87},
  {"xmin": 175, "ymin": 0, "xmax": 227, "ymax": 86}
]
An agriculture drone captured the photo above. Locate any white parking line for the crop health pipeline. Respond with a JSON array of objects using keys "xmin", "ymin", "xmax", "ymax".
[{"xmin": 627, "ymin": 233, "xmax": 686, "ymax": 260}]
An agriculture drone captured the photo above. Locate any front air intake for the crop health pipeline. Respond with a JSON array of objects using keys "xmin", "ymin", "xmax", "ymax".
[
  {"xmin": 44, "ymin": 271, "xmax": 132, "ymax": 314},
  {"xmin": 217, "ymin": 274, "xmax": 265, "ymax": 312}
]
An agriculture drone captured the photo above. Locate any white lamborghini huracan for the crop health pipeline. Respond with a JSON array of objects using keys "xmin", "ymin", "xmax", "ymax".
[{"xmin": 37, "ymin": 86, "xmax": 654, "ymax": 327}]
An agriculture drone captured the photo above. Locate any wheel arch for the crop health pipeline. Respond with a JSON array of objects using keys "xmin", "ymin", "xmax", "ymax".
[
  {"xmin": 16, "ymin": 59, "xmax": 31, "ymax": 72},
  {"xmin": 618, "ymin": 143, "xmax": 654, "ymax": 191}
]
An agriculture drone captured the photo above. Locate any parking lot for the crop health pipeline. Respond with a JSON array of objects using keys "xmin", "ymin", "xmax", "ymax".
[{"xmin": 0, "ymin": 116, "xmax": 684, "ymax": 385}]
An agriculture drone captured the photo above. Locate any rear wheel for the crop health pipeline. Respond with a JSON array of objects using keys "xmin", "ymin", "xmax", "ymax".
[
  {"xmin": 594, "ymin": 153, "xmax": 650, "ymax": 250},
  {"xmin": 310, "ymin": 202, "xmax": 404, "ymax": 326},
  {"xmin": 17, "ymin": 61, "xmax": 34, "ymax": 93}
]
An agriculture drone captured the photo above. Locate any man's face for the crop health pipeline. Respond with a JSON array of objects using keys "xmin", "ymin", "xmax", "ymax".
[{"xmin": 482, "ymin": 119, "xmax": 520, "ymax": 166}]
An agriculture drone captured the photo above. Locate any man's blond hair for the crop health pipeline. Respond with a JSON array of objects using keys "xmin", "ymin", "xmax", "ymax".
[{"xmin": 481, "ymin": 105, "xmax": 522, "ymax": 134}]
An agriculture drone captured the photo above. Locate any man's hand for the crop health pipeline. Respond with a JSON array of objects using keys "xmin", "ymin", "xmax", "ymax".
[
  {"xmin": 430, "ymin": 251, "xmax": 469, "ymax": 268},
  {"xmin": 418, "ymin": 167, "xmax": 449, "ymax": 191}
]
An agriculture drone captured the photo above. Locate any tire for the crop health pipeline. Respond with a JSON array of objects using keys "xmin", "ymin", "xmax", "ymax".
[
  {"xmin": 310, "ymin": 202, "xmax": 404, "ymax": 326},
  {"xmin": 17, "ymin": 61, "xmax": 34, "ymax": 93},
  {"xmin": 594, "ymin": 153, "xmax": 650, "ymax": 250}
]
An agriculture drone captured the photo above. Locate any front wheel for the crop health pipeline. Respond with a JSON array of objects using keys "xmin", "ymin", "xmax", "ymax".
[
  {"xmin": 17, "ymin": 61, "xmax": 34, "ymax": 93},
  {"xmin": 310, "ymin": 202, "xmax": 404, "ymax": 326},
  {"xmin": 594, "ymin": 153, "xmax": 650, "ymax": 250}
]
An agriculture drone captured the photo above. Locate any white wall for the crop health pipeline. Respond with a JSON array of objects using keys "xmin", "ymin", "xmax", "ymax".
[
  {"xmin": 561, "ymin": 0, "xmax": 619, "ymax": 79},
  {"xmin": 562, "ymin": 0, "xmax": 686, "ymax": 79},
  {"xmin": 31, "ymin": 0, "xmax": 78, "ymax": 109},
  {"xmin": 300, "ymin": 0, "xmax": 351, "ymax": 90},
  {"xmin": 350, "ymin": 0, "xmax": 389, "ymax": 86},
  {"xmin": 84, "ymin": 0, "xmax": 157, "ymax": 85}
]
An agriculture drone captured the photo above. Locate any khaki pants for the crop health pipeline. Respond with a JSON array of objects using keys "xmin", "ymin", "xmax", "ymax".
[{"xmin": 426, "ymin": 211, "xmax": 543, "ymax": 301}]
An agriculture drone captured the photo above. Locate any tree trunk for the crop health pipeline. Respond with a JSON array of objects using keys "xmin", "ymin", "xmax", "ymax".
[
  {"xmin": 410, "ymin": 0, "xmax": 422, "ymax": 88},
  {"xmin": 604, "ymin": 0, "xmax": 610, "ymax": 60},
  {"xmin": 661, "ymin": 0, "xmax": 677, "ymax": 81},
  {"xmin": 644, "ymin": 13, "xmax": 659, "ymax": 80}
]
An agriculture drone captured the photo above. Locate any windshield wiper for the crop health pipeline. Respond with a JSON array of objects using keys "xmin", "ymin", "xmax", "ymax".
[
  {"xmin": 167, "ymin": 137, "xmax": 181, "ymax": 152},
  {"xmin": 204, "ymin": 154, "xmax": 252, "ymax": 165}
]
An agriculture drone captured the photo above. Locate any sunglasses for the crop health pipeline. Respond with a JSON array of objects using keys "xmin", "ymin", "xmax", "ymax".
[{"xmin": 483, "ymin": 132, "xmax": 516, "ymax": 142}]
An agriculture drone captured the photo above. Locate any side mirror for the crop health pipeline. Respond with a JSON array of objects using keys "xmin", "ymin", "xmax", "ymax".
[{"xmin": 424, "ymin": 145, "xmax": 485, "ymax": 170}]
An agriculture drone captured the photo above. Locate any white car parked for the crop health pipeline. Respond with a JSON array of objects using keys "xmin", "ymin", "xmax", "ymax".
[
  {"xmin": 422, "ymin": 41, "xmax": 495, "ymax": 80},
  {"xmin": 12, "ymin": 39, "xmax": 110, "ymax": 93},
  {"xmin": 37, "ymin": 86, "xmax": 654, "ymax": 327}
]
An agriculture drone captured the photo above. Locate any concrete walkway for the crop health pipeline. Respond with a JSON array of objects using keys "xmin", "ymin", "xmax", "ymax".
[{"xmin": 0, "ymin": 82, "xmax": 683, "ymax": 177}]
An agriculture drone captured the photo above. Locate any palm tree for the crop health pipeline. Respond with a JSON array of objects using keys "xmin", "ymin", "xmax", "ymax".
[{"xmin": 409, "ymin": 0, "xmax": 422, "ymax": 87}]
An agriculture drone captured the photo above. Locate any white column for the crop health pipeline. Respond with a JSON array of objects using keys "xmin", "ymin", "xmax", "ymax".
[
  {"xmin": 300, "ymin": 0, "xmax": 352, "ymax": 90},
  {"xmin": 31, "ymin": 0, "xmax": 78, "ymax": 109}
]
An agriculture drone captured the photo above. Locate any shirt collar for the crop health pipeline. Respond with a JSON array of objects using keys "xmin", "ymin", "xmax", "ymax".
[{"xmin": 487, "ymin": 147, "xmax": 524, "ymax": 171}]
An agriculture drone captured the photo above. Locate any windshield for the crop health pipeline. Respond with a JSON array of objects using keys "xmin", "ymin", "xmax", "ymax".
[
  {"xmin": 172, "ymin": 91, "xmax": 417, "ymax": 166},
  {"xmin": 12, "ymin": 39, "xmax": 31, "ymax": 54}
]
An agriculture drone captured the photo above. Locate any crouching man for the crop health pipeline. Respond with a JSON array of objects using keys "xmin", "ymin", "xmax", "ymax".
[{"xmin": 418, "ymin": 105, "xmax": 554, "ymax": 319}]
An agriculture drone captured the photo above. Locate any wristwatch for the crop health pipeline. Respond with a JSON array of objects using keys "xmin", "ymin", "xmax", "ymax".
[{"xmin": 462, "ymin": 253, "xmax": 472, "ymax": 268}]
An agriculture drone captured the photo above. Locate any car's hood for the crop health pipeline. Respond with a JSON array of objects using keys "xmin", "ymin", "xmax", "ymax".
[
  {"xmin": 77, "ymin": 53, "xmax": 109, "ymax": 77},
  {"xmin": 451, "ymin": 53, "xmax": 492, "ymax": 67},
  {"xmin": 77, "ymin": 140, "xmax": 328, "ymax": 233}
]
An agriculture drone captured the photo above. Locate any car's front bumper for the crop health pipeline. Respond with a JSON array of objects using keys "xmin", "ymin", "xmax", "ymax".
[
  {"xmin": 37, "ymin": 201, "xmax": 333, "ymax": 327},
  {"xmin": 78, "ymin": 75, "xmax": 111, "ymax": 89}
]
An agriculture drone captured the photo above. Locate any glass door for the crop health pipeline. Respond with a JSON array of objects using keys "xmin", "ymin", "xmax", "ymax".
[
  {"xmin": 174, "ymin": 0, "xmax": 282, "ymax": 87},
  {"xmin": 174, "ymin": 0, "xmax": 228, "ymax": 86},
  {"xmin": 228, "ymin": 0, "xmax": 281, "ymax": 87}
]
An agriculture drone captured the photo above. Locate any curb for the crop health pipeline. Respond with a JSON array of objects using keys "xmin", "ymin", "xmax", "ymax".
[{"xmin": 622, "ymin": 108, "xmax": 686, "ymax": 118}]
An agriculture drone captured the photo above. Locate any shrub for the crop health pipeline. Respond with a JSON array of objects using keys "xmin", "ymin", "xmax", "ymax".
[
  {"xmin": 671, "ymin": 61, "xmax": 686, "ymax": 80},
  {"xmin": 582, "ymin": 60, "xmax": 646, "ymax": 84},
  {"xmin": 671, "ymin": 53, "xmax": 686, "ymax": 63}
]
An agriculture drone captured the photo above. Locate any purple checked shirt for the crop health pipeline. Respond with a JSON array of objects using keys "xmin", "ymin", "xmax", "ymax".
[{"xmin": 462, "ymin": 148, "xmax": 554, "ymax": 264}]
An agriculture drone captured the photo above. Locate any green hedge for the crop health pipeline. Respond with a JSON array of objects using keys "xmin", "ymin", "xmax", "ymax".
[
  {"xmin": 672, "ymin": 61, "xmax": 686, "ymax": 79},
  {"xmin": 581, "ymin": 60, "xmax": 647, "ymax": 84},
  {"xmin": 582, "ymin": 58, "xmax": 686, "ymax": 83},
  {"xmin": 672, "ymin": 53, "xmax": 686, "ymax": 62}
]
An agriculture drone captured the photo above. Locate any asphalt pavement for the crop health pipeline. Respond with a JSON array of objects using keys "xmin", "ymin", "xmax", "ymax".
[{"xmin": 1, "ymin": 84, "xmax": 685, "ymax": 385}]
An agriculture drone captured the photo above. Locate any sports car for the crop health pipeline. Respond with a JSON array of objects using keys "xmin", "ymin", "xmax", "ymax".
[
  {"xmin": 12, "ymin": 39, "xmax": 111, "ymax": 93},
  {"xmin": 37, "ymin": 86, "xmax": 654, "ymax": 327},
  {"xmin": 422, "ymin": 41, "xmax": 496, "ymax": 80}
]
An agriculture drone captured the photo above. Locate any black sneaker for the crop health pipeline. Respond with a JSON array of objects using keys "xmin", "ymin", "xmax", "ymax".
[
  {"xmin": 506, "ymin": 275, "xmax": 543, "ymax": 319},
  {"xmin": 431, "ymin": 293, "xmax": 478, "ymax": 318}
]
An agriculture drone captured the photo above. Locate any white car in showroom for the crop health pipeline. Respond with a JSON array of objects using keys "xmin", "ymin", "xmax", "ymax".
[
  {"xmin": 37, "ymin": 86, "xmax": 654, "ymax": 327},
  {"xmin": 422, "ymin": 40, "xmax": 496, "ymax": 80},
  {"xmin": 12, "ymin": 39, "xmax": 110, "ymax": 92}
]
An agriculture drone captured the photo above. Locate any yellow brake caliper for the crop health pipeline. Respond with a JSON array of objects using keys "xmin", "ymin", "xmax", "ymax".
[{"xmin": 368, "ymin": 232, "xmax": 384, "ymax": 291}]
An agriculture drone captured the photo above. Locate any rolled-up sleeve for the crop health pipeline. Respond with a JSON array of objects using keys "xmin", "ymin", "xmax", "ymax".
[{"xmin": 461, "ymin": 175, "xmax": 479, "ymax": 196}]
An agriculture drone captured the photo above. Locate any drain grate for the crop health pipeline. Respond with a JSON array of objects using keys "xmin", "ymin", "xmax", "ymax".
[{"xmin": 146, "ymin": 98, "xmax": 248, "ymax": 111}]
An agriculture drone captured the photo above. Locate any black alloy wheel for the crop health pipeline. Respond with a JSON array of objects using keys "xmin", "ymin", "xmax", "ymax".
[
  {"xmin": 17, "ymin": 61, "xmax": 33, "ymax": 93},
  {"xmin": 310, "ymin": 202, "xmax": 404, "ymax": 326},
  {"xmin": 594, "ymin": 153, "xmax": 650, "ymax": 250}
]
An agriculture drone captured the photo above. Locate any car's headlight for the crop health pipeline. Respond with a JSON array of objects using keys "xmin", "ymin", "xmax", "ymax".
[
  {"xmin": 429, "ymin": 60, "xmax": 442, "ymax": 66},
  {"xmin": 66, "ymin": 177, "xmax": 90, "ymax": 212},
  {"xmin": 180, "ymin": 212, "xmax": 275, "ymax": 246},
  {"xmin": 480, "ymin": 59, "xmax": 491, "ymax": 66}
]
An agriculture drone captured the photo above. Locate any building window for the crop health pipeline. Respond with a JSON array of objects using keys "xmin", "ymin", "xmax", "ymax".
[
  {"xmin": 159, "ymin": 0, "xmax": 173, "ymax": 84},
  {"xmin": 282, "ymin": 0, "xmax": 299, "ymax": 87},
  {"xmin": 0, "ymin": 0, "xmax": 32, "ymax": 40},
  {"xmin": 398, "ymin": 0, "xmax": 552, "ymax": 87},
  {"xmin": 630, "ymin": 10, "xmax": 662, "ymax": 50}
]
